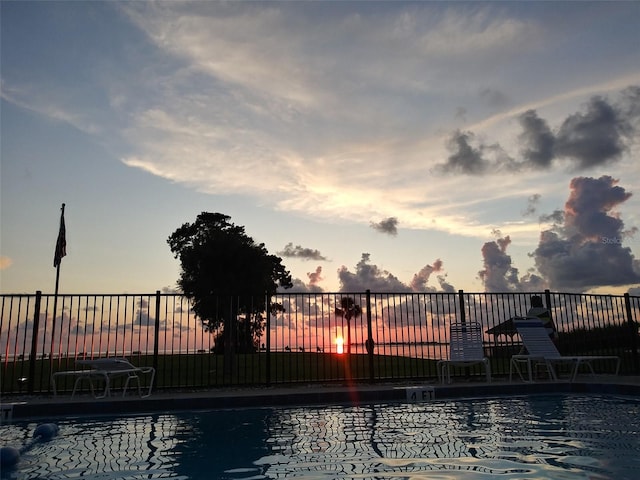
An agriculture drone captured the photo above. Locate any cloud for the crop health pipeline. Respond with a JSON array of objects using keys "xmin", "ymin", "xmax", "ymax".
[
  {"xmin": 286, "ymin": 266, "xmax": 325, "ymax": 293},
  {"xmin": 133, "ymin": 297, "xmax": 157, "ymax": 327},
  {"xmin": 518, "ymin": 110, "xmax": 555, "ymax": 168},
  {"xmin": 0, "ymin": 256, "xmax": 12, "ymax": 270},
  {"xmin": 338, "ymin": 253, "xmax": 455, "ymax": 293},
  {"xmin": 287, "ymin": 277, "xmax": 324, "ymax": 293},
  {"xmin": 409, "ymin": 259, "xmax": 456, "ymax": 293},
  {"xmin": 437, "ymin": 88, "xmax": 640, "ymax": 175},
  {"xmin": 436, "ymin": 129, "xmax": 519, "ymax": 175},
  {"xmin": 437, "ymin": 130, "xmax": 490, "ymax": 174},
  {"xmin": 479, "ymin": 87, "xmax": 510, "ymax": 108},
  {"xmin": 436, "ymin": 275, "xmax": 456, "ymax": 293},
  {"xmin": 518, "ymin": 88, "xmax": 640, "ymax": 171},
  {"xmin": 115, "ymin": 2, "xmax": 553, "ymax": 207},
  {"xmin": 553, "ymin": 96, "xmax": 635, "ymax": 169},
  {"xmin": 478, "ymin": 235, "xmax": 546, "ymax": 292},
  {"xmin": 3, "ymin": 1, "xmax": 639, "ymax": 262},
  {"xmin": 532, "ymin": 175, "xmax": 640, "ymax": 291},
  {"xmin": 454, "ymin": 107, "xmax": 467, "ymax": 122},
  {"xmin": 278, "ymin": 243, "xmax": 327, "ymax": 261},
  {"xmin": 564, "ymin": 176, "xmax": 632, "ymax": 239},
  {"xmin": 308, "ymin": 266, "xmax": 323, "ymax": 286},
  {"xmin": 522, "ymin": 194, "xmax": 541, "ymax": 217},
  {"xmin": 620, "ymin": 85, "xmax": 640, "ymax": 127},
  {"xmin": 338, "ymin": 253, "xmax": 407, "ymax": 292},
  {"xmin": 478, "ymin": 236, "xmax": 520, "ymax": 292},
  {"xmin": 370, "ymin": 217, "xmax": 399, "ymax": 236},
  {"xmin": 410, "ymin": 259, "xmax": 443, "ymax": 291},
  {"xmin": 161, "ymin": 286, "xmax": 181, "ymax": 295},
  {"xmin": 539, "ymin": 209, "xmax": 564, "ymax": 225},
  {"xmin": 478, "ymin": 175, "xmax": 640, "ymax": 292}
]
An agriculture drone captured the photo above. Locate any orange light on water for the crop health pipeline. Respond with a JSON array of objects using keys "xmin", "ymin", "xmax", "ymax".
[{"xmin": 335, "ymin": 336, "xmax": 344, "ymax": 354}]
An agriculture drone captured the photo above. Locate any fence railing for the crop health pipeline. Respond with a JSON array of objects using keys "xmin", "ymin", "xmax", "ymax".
[{"xmin": 1, "ymin": 290, "xmax": 638, "ymax": 395}]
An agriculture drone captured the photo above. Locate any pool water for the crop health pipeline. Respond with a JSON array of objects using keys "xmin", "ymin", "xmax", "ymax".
[{"xmin": 1, "ymin": 394, "xmax": 639, "ymax": 479}]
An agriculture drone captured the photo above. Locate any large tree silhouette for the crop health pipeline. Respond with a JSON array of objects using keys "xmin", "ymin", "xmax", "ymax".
[{"xmin": 168, "ymin": 212, "xmax": 292, "ymax": 357}]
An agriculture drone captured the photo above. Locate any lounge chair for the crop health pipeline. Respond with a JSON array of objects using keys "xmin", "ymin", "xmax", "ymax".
[
  {"xmin": 438, "ymin": 322, "xmax": 491, "ymax": 384},
  {"xmin": 509, "ymin": 317, "xmax": 620, "ymax": 382},
  {"xmin": 52, "ymin": 357, "xmax": 155, "ymax": 398}
]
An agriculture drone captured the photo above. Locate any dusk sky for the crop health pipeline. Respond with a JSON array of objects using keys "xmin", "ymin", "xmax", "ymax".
[{"xmin": 1, "ymin": 1, "xmax": 639, "ymax": 296}]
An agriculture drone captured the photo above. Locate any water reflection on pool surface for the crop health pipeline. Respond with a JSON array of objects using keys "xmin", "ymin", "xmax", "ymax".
[{"xmin": 1, "ymin": 394, "xmax": 639, "ymax": 479}]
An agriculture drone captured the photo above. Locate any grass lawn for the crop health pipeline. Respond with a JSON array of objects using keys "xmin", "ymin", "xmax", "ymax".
[{"xmin": 2, "ymin": 349, "xmax": 629, "ymax": 394}]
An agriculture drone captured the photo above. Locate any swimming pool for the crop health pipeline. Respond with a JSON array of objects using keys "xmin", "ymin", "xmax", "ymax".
[{"xmin": 1, "ymin": 394, "xmax": 639, "ymax": 479}]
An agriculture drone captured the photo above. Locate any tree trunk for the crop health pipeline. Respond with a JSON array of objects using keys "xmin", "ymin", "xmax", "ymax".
[{"xmin": 223, "ymin": 315, "xmax": 236, "ymax": 382}]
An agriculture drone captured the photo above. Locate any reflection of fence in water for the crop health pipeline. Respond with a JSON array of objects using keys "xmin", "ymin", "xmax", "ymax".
[
  {"xmin": 259, "ymin": 396, "xmax": 640, "ymax": 478},
  {"xmin": 0, "ymin": 415, "xmax": 186, "ymax": 479},
  {"xmin": 3, "ymin": 396, "xmax": 638, "ymax": 478}
]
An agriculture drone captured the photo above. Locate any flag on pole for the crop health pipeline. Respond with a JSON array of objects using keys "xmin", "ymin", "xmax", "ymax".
[{"xmin": 53, "ymin": 204, "xmax": 66, "ymax": 268}]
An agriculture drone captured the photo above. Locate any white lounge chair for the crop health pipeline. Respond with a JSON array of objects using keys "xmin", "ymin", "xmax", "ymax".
[
  {"xmin": 52, "ymin": 357, "xmax": 155, "ymax": 398},
  {"xmin": 509, "ymin": 317, "xmax": 620, "ymax": 382},
  {"xmin": 438, "ymin": 322, "xmax": 491, "ymax": 384}
]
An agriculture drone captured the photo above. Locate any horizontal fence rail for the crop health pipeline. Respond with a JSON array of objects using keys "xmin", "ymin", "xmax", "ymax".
[{"xmin": 1, "ymin": 290, "xmax": 638, "ymax": 395}]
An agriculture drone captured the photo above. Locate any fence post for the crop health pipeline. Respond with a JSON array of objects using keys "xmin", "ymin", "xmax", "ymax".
[
  {"xmin": 266, "ymin": 292, "xmax": 271, "ymax": 386},
  {"xmin": 153, "ymin": 291, "xmax": 161, "ymax": 375},
  {"xmin": 543, "ymin": 289, "xmax": 556, "ymax": 332},
  {"xmin": 543, "ymin": 289, "xmax": 553, "ymax": 312},
  {"xmin": 27, "ymin": 291, "xmax": 42, "ymax": 394},
  {"xmin": 624, "ymin": 293, "xmax": 639, "ymax": 374},
  {"xmin": 365, "ymin": 290, "xmax": 374, "ymax": 382},
  {"xmin": 458, "ymin": 290, "xmax": 466, "ymax": 324}
]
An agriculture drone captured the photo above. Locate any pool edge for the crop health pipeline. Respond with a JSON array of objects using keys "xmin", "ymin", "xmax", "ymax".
[{"xmin": 3, "ymin": 378, "xmax": 640, "ymax": 420}]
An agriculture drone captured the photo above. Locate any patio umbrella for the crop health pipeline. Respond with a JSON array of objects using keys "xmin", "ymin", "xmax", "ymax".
[{"xmin": 486, "ymin": 316, "xmax": 530, "ymax": 338}]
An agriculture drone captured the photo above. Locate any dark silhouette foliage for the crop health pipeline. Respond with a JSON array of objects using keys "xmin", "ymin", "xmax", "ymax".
[
  {"xmin": 558, "ymin": 321, "xmax": 639, "ymax": 355},
  {"xmin": 335, "ymin": 296, "xmax": 362, "ymax": 354},
  {"xmin": 211, "ymin": 302, "xmax": 286, "ymax": 354},
  {"xmin": 168, "ymin": 212, "xmax": 292, "ymax": 353},
  {"xmin": 335, "ymin": 297, "xmax": 362, "ymax": 321}
]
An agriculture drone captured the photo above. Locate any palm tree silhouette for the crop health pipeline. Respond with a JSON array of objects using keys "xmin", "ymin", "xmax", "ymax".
[{"xmin": 335, "ymin": 297, "xmax": 362, "ymax": 355}]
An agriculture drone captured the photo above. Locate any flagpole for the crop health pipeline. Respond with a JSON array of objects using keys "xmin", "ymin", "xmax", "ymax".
[
  {"xmin": 50, "ymin": 203, "xmax": 66, "ymax": 365},
  {"xmin": 51, "ymin": 263, "xmax": 61, "ymax": 358}
]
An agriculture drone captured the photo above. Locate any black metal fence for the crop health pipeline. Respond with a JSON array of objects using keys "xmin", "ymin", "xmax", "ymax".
[{"xmin": 1, "ymin": 290, "xmax": 638, "ymax": 395}]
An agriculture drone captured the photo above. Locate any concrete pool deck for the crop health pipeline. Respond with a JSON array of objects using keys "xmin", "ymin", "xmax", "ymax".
[{"xmin": 2, "ymin": 375, "xmax": 640, "ymax": 420}]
